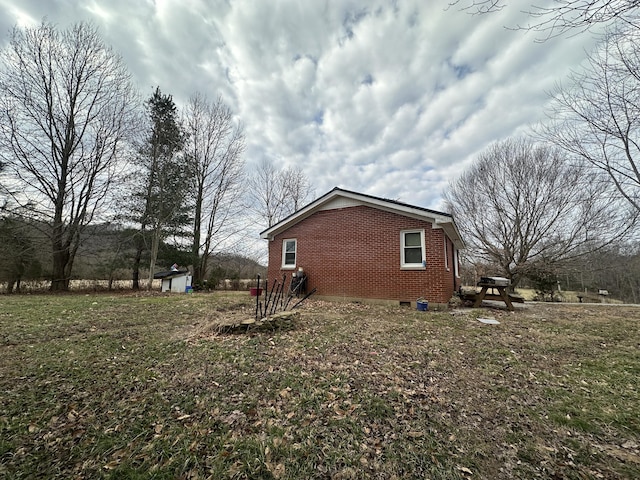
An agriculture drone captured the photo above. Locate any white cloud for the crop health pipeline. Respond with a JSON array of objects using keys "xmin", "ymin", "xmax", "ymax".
[{"xmin": 0, "ymin": 0, "xmax": 607, "ymax": 214}]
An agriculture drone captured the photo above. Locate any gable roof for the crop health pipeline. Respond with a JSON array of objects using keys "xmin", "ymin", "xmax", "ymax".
[{"xmin": 260, "ymin": 187, "xmax": 465, "ymax": 249}]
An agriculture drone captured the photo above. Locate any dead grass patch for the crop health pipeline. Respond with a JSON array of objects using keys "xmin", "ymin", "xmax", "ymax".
[{"xmin": 0, "ymin": 293, "xmax": 638, "ymax": 479}]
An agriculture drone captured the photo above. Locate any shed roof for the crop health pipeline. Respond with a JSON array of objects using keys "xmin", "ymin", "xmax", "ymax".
[
  {"xmin": 153, "ymin": 270, "xmax": 190, "ymax": 280},
  {"xmin": 260, "ymin": 187, "xmax": 465, "ymax": 249}
]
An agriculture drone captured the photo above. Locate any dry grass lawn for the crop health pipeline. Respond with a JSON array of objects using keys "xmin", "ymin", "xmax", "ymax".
[{"xmin": 0, "ymin": 292, "xmax": 638, "ymax": 479}]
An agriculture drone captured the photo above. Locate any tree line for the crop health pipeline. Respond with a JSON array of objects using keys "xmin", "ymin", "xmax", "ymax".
[{"xmin": 0, "ymin": 21, "xmax": 313, "ymax": 292}]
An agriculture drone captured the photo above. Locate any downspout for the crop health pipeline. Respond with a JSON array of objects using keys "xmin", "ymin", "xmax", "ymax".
[{"xmin": 453, "ymin": 257, "xmax": 457, "ymax": 296}]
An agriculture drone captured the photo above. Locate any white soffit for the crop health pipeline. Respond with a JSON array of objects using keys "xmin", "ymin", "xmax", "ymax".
[{"xmin": 319, "ymin": 196, "xmax": 363, "ymax": 211}]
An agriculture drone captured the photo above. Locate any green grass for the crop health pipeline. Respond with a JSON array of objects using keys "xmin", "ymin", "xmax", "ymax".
[{"xmin": 1, "ymin": 293, "xmax": 639, "ymax": 479}]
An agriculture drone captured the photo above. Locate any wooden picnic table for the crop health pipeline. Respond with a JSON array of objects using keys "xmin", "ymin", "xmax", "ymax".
[{"xmin": 472, "ymin": 277, "xmax": 520, "ymax": 311}]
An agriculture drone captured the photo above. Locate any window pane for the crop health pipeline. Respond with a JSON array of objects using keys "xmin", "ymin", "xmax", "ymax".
[
  {"xmin": 404, "ymin": 232, "xmax": 421, "ymax": 247},
  {"xmin": 283, "ymin": 239, "xmax": 296, "ymax": 267},
  {"xmin": 405, "ymin": 247, "xmax": 422, "ymax": 264}
]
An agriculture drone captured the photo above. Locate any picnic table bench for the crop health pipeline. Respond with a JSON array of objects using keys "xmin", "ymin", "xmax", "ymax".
[{"xmin": 470, "ymin": 277, "xmax": 523, "ymax": 311}]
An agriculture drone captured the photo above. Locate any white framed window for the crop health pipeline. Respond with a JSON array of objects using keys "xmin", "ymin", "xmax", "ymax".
[
  {"xmin": 282, "ymin": 239, "xmax": 297, "ymax": 269},
  {"xmin": 400, "ymin": 230, "xmax": 425, "ymax": 268}
]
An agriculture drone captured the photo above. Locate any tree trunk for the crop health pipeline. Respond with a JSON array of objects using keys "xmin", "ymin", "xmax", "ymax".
[
  {"xmin": 51, "ymin": 247, "xmax": 71, "ymax": 291},
  {"xmin": 147, "ymin": 227, "xmax": 161, "ymax": 290},
  {"xmin": 192, "ymin": 185, "xmax": 203, "ymax": 284},
  {"xmin": 51, "ymin": 223, "xmax": 71, "ymax": 291},
  {"xmin": 629, "ymin": 277, "xmax": 637, "ymax": 304},
  {"xmin": 132, "ymin": 236, "xmax": 144, "ymax": 290},
  {"xmin": 506, "ymin": 270, "xmax": 520, "ymax": 292},
  {"xmin": 132, "ymin": 260, "xmax": 140, "ymax": 290},
  {"xmin": 199, "ymin": 254, "xmax": 209, "ymax": 287}
]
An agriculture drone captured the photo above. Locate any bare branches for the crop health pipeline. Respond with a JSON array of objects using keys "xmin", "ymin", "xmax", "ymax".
[
  {"xmin": 444, "ymin": 137, "xmax": 629, "ymax": 288},
  {"xmin": 527, "ymin": 0, "xmax": 640, "ymax": 37},
  {"xmin": 448, "ymin": 0, "xmax": 506, "ymax": 15},
  {"xmin": 544, "ymin": 25, "xmax": 640, "ymax": 213},
  {"xmin": 247, "ymin": 159, "xmax": 315, "ymax": 230},
  {"xmin": 449, "ymin": 0, "xmax": 640, "ymax": 37},
  {"xmin": 184, "ymin": 93, "xmax": 246, "ymax": 284},
  {"xmin": 0, "ymin": 21, "xmax": 137, "ymax": 290},
  {"xmin": 280, "ymin": 165, "xmax": 314, "ymax": 213}
]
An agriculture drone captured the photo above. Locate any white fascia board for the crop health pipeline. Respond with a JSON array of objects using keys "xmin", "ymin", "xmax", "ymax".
[
  {"xmin": 260, "ymin": 191, "xmax": 336, "ymax": 240},
  {"xmin": 260, "ymin": 188, "xmax": 464, "ymax": 249},
  {"xmin": 436, "ymin": 219, "xmax": 465, "ymax": 250}
]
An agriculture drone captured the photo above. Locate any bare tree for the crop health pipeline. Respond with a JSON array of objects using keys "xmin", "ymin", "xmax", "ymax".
[
  {"xmin": 444, "ymin": 137, "xmax": 632, "ymax": 289},
  {"xmin": 248, "ymin": 159, "xmax": 282, "ymax": 229},
  {"xmin": 449, "ymin": 0, "xmax": 640, "ymax": 36},
  {"xmin": 0, "ymin": 22, "xmax": 137, "ymax": 291},
  {"xmin": 544, "ymin": 26, "xmax": 640, "ymax": 213},
  {"xmin": 281, "ymin": 165, "xmax": 315, "ymax": 212},
  {"xmin": 248, "ymin": 159, "xmax": 314, "ymax": 229},
  {"xmin": 184, "ymin": 93, "xmax": 246, "ymax": 285}
]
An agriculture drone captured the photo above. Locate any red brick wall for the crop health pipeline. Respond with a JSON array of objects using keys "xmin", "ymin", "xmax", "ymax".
[{"xmin": 266, "ymin": 205, "xmax": 459, "ymax": 304}]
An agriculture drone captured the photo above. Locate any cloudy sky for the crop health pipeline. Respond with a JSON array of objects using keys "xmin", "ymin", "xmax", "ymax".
[{"xmin": 0, "ymin": 0, "xmax": 604, "ymax": 212}]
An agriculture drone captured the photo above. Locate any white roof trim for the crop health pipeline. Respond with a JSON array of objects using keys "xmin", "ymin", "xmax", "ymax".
[{"xmin": 260, "ymin": 188, "xmax": 465, "ymax": 249}]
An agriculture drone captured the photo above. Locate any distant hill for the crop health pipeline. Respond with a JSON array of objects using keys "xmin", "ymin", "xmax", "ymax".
[
  {"xmin": 203, "ymin": 252, "xmax": 266, "ymax": 283},
  {"xmin": 73, "ymin": 224, "xmax": 267, "ymax": 285},
  {"xmin": 0, "ymin": 219, "xmax": 266, "ymax": 289}
]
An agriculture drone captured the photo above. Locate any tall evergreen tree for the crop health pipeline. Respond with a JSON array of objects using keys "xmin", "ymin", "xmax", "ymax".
[{"xmin": 131, "ymin": 87, "xmax": 190, "ymax": 289}]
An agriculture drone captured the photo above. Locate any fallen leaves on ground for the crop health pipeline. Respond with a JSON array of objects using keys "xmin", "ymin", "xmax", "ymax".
[{"xmin": 1, "ymin": 294, "xmax": 638, "ymax": 479}]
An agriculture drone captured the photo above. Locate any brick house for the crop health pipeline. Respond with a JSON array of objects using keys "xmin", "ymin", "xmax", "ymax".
[{"xmin": 260, "ymin": 187, "xmax": 464, "ymax": 307}]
